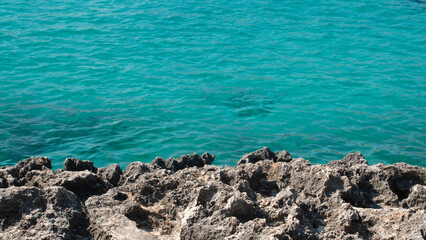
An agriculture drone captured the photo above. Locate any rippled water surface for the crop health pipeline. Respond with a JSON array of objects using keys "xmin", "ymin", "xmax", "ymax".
[{"xmin": 1, "ymin": 0, "xmax": 425, "ymax": 168}]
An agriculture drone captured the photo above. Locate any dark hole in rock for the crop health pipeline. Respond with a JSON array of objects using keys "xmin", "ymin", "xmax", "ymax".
[
  {"xmin": 219, "ymin": 172, "xmax": 231, "ymax": 185},
  {"xmin": 249, "ymin": 176, "xmax": 279, "ymax": 197},
  {"xmin": 124, "ymin": 205, "xmax": 171, "ymax": 233},
  {"xmin": 61, "ymin": 175, "xmax": 109, "ymax": 201},
  {"xmin": 296, "ymin": 204, "xmax": 330, "ymax": 236},
  {"xmin": 227, "ymin": 198, "xmax": 265, "ymax": 223},
  {"xmin": 113, "ymin": 192, "xmax": 128, "ymax": 201},
  {"xmin": 141, "ymin": 185, "xmax": 155, "ymax": 195},
  {"xmin": 389, "ymin": 175, "xmax": 422, "ymax": 201},
  {"xmin": 341, "ymin": 178, "xmax": 380, "ymax": 209},
  {"xmin": 341, "ymin": 191, "xmax": 356, "ymax": 206},
  {"xmin": 124, "ymin": 205, "xmax": 152, "ymax": 231},
  {"xmin": 197, "ymin": 187, "xmax": 217, "ymax": 207},
  {"xmin": 0, "ymin": 207, "xmax": 22, "ymax": 230},
  {"xmin": 233, "ymin": 209, "xmax": 259, "ymax": 223}
]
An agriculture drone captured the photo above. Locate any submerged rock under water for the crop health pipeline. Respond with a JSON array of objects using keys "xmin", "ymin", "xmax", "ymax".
[{"xmin": 0, "ymin": 148, "xmax": 425, "ymax": 239}]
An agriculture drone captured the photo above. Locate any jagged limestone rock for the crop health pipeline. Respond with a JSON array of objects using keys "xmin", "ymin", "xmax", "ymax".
[{"xmin": 0, "ymin": 149, "xmax": 425, "ymax": 239}]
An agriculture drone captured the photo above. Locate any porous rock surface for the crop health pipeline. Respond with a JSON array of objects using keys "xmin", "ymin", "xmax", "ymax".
[{"xmin": 0, "ymin": 148, "xmax": 425, "ymax": 239}]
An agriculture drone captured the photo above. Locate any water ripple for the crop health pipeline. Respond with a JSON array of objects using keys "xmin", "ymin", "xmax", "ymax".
[{"xmin": 1, "ymin": 0, "xmax": 425, "ymax": 169}]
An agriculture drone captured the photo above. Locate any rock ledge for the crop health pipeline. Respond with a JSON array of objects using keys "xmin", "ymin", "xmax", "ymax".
[{"xmin": 1, "ymin": 148, "xmax": 425, "ymax": 240}]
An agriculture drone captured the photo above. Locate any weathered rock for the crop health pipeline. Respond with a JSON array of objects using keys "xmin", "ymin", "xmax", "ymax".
[
  {"xmin": 165, "ymin": 154, "xmax": 202, "ymax": 172},
  {"xmin": 0, "ymin": 157, "xmax": 52, "ymax": 187},
  {"xmin": 98, "ymin": 164, "xmax": 123, "ymax": 187},
  {"xmin": 201, "ymin": 153, "xmax": 215, "ymax": 165},
  {"xmin": 357, "ymin": 207, "xmax": 426, "ymax": 239},
  {"xmin": 64, "ymin": 158, "xmax": 97, "ymax": 173},
  {"xmin": 328, "ymin": 152, "xmax": 368, "ymax": 167},
  {"xmin": 152, "ymin": 157, "xmax": 166, "ymax": 169},
  {"xmin": 276, "ymin": 150, "xmax": 292, "ymax": 162},
  {"xmin": 16, "ymin": 156, "xmax": 52, "ymax": 172},
  {"xmin": 56, "ymin": 170, "xmax": 110, "ymax": 200},
  {"xmin": 164, "ymin": 153, "xmax": 214, "ymax": 172},
  {"xmin": 237, "ymin": 147, "xmax": 276, "ymax": 165},
  {"xmin": 0, "ymin": 149, "xmax": 425, "ymax": 239},
  {"xmin": 402, "ymin": 184, "xmax": 426, "ymax": 209},
  {"xmin": 0, "ymin": 186, "xmax": 90, "ymax": 239},
  {"xmin": 120, "ymin": 161, "xmax": 152, "ymax": 184},
  {"xmin": 86, "ymin": 188, "xmax": 177, "ymax": 240},
  {"xmin": 0, "ymin": 175, "xmax": 7, "ymax": 188}
]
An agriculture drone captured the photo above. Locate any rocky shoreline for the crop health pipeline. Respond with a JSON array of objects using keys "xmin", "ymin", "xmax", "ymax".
[{"xmin": 0, "ymin": 147, "xmax": 425, "ymax": 239}]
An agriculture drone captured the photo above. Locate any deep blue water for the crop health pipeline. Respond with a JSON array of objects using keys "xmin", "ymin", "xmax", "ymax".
[{"xmin": 1, "ymin": 0, "xmax": 425, "ymax": 169}]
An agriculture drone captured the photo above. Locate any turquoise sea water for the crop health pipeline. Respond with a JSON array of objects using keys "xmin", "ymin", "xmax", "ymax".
[{"xmin": 1, "ymin": 0, "xmax": 425, "ymax": 169}]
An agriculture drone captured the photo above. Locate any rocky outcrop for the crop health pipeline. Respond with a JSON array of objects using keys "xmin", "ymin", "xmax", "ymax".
[
  {"xmin": 0, "ymin": 148, "xmax": 425, "ymax": 239},
  {"xmin": 63, "ymin": 158, "xmax": 97, "ymax": 173},
  {"xmin": 237, "ymin": 147, "xmax": 276, "ymax": 165},
  {"xmin": 0, "ymin": 186, "xmax": 90, "ymax": 239},
  {"xmin": 98, "ymin": 164, "xmax": 123, "ymax": 187}
]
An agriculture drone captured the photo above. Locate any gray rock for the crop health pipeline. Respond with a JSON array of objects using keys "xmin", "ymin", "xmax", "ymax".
[
  {"xmin": 0, "ymin": 150, "xmax": 425, "ymax": 239},
  {"xmin": 152, "ymin": 157, "xmax": 166, "ymax": 169},
  {"xmin": 1, "ymin": 157, "xmax": 52, "ymax": 186},
  {"xmin": 16, "ymin": 156, "xmax": 52, "ymax": 171},
  {"xmin": 201, "ymin": 153, "xmax": 215, "ymax": 165},
  {"xmin": 121, "ymin": 162, "xmax": 152, "ymax": 184},
  {"xmin": 58, "ymin": 171, "xmax": 110, "ymax": 200},
  {"xmin": 0, "ymin": 176, "xmax": 7, "ymax": 188},
  {"xmin": 328, "ymin": 152, "xmax": 368, "ymax": 167},
  {"xmin": 164, "ymin": 158, "xmax": 180, "ymax": 172},
  {"xmin": 237, "ymin": 147, "xmax": 276, "ymax": 165},
  {"xmin": 0, "ymin": 186, "xmax": 90, "ymax": 239},
  {"xmin": 86, "ymin": 188, "xmax": 177, "ymax": 240},
  {"xmin": 0, "ymin": 167, "xmax": 110, "ymax": 201},
  {"xmin": 402, "ymin": 184, "xmax": 426, "ymax": 209},
  {"xmin": 276, "ymin": 150, "xmax": 292, "ymax": 162},
  {"xmin": 98, "ymin": 164, "xmax": 123, "ymax": 187},
  {"xmin": 165, "ymin": 153, "xmax": 213, "ymax": 172},
  {"xmin": 64, "ymin": 158, "xmax": 97, "ymax": 173}
]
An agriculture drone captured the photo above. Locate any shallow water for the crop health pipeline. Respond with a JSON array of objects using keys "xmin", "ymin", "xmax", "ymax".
[{"xmin": 1, "ymin": 0, "xmax": 425, "ymax": 169}]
